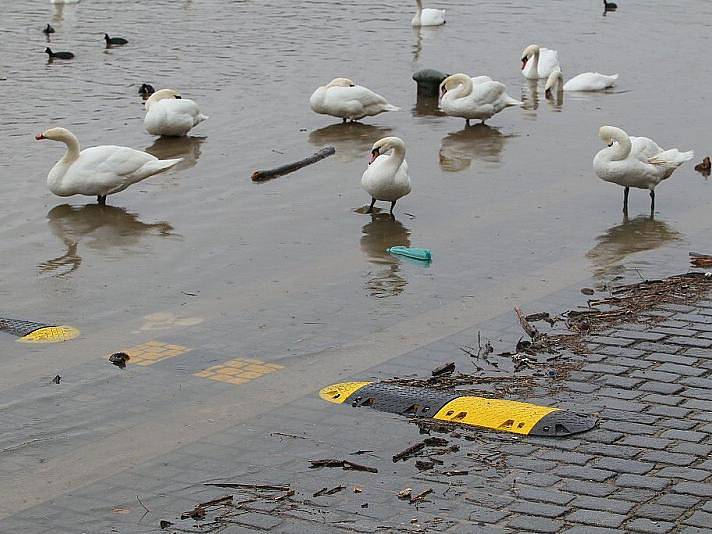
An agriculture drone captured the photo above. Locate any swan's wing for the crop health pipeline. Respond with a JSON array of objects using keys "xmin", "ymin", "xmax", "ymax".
[
  {"xmin": 471, "ymin": 75, "xmax": 494, "ymax": 85},
  {"xmin": 70, "ymin": 146, "xmax": 156, "ymax": 191},
  {"xmin": 538, "ymin": 48, "xmax": 561, "ymax": 77},
  {"xmin": 470, "ymin": 80, "xmax": 507, "ymax": 104},
  {"xmin": 630, "ymin": 136, "xmax": 663, "ymax": 162},
  {"xmin": 326, "ymin": 85, "xmax": 388, "ymax": 107},
  {"xmin": 162, "ymin": 98, "xmax": 203, "ymax": 118},
  {"xmin": 563, "ymin": 72, "xmax": 618, "ymax": 91}
]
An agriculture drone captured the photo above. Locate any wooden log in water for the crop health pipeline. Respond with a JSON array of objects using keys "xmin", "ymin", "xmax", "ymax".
[{"xmin": 251, "ymin": 146, "xmax": 336, "ymax": 182}]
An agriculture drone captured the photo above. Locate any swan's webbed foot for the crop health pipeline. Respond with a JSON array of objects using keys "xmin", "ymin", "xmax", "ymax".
[
  {"xmin": 623, "ymin": 186, "xmax": 629, "ymax": 212},
  {"xmin": 366, "ymin": 197, "xmax": 376, "ymax": 213},
  {"xmin": 649, "ymin": 190, "xmax": 655, "ymax": 214},
  {"xmin": 97, "ymin": 195, "xmax": 107, "ymax": 205}
]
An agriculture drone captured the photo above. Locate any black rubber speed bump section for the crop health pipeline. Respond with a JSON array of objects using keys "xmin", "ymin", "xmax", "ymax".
[
  {"xmin": 0, "ymin": 317, "xmax": 79, "ymax": 343},
  {"xmin": 345, "ymin": 382, "xmax": 459, "ymax": 417},
  {"xmin": 319, "ymin": 381, "xmax": 596, "ymax": 437}
]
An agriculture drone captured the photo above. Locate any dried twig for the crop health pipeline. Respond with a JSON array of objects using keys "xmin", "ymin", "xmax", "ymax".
[{"xmin": 251, "ymin": 146, "xmax": 335, "ymax": 182}]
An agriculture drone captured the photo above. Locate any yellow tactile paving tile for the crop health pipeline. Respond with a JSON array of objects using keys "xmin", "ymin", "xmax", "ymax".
[
  {"xmin": 118, "ymin": 340, "xmax": 190, "ymax": 366},
  {"xmin": 194, "ymin": 358, "xmax": 283, "ymax": 385}
]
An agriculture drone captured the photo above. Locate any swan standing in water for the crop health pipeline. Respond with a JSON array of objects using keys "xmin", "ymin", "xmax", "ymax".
[
  {"xmin": 593, "ymin": 126, "xmax": 694, "ymax": 213},
  {"xmin": 310, "ymin": 78, "xmax": 400, "ymax": 122},
  {"xmin": 36, "ymin": 127, "xmax": 182, "ymax": 204},
  {"xmin": 545, "ymin": 67, "xmax": 618, "ymax": 96},
  {"xmin": 411, "ymin": 0, "xmax": 446, "ymax": 26},
  {"xmin": 439, "ymin": 73, "xmax": 521, "ymax": 125},
  {"xmin": 521, "ymin": 44, "xmax": 560, "ymax": 80},
  {"xmin": 361, "ymin": 137, "xmax": 411, "ymax": 216},
  {"xmin": 144, "ymin": 89, "xmax": 208, "ymax": 137}
]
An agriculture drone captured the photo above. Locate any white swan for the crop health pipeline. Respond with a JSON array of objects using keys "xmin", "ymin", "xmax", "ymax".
[
  {"xmin": 593, "ymin": 125, "xmax": 694, "ymax": 212},
  {"xmin": 412, "ymin": 0, "xmax": 446, "ymax": 26},
  {"xmin": 361, "ymin": 137, "xmax": 411, "ymax": 216},
  {"xmin": 36, "ymin": 127, "xmax": 182, "ymax": 204},
  {"xmin": 545, "ymin": 67, "xmax": 618, "ymax": 96},
  {"xmin": 439, "ymin": 73, "xmax": 521, "ymax": 125},
  {"xmin": 144, "ymin": 89, "xmax": 208, "ymax": 137},
  {"xmin": 521, "ymin": 44, "xmax": 560, "ymax": 80},
  {"xmin": 310, "ymin": 78, "xmax": 400, "ymax": 122}
]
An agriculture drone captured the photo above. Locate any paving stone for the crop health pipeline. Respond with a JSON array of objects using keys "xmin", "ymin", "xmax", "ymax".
[
  {"xmin": 684, "ymin": 510, "xmax": 712, "ymax": 528},
  {"xmin": 673, "ymin": 313, "xmax": 712, "ymax": 324},
  {"xmin": 603, "ymin": 357, "xmax": 654, "ymax": 369},
  {"xmin": 650, "ymin": 328, "xmax": 700, "ymax": 338},
  {"xmin": 570, "ymin": 496, "xmax": 634, "ymax": 514},
  {"xmin": 555, "ymin": 465, "xmax": 615, "ymax": 482},
  {"xmin": 667, "ymin": 336, "xmax": 712, "ymax": 348},
  {"xmin": 681, "ymin": 387, "xmax": 712, "ymax": 400},
  {"xmin": 639, "ymin": 450, "xmax": 696, "ymax": 466},
  {"xmin": 506, "ymin": 456, "xmax": 557, "ymax": 472},
  {"xmin": 561, "ymin": 528, "xmax": 620, "ymax": 534},
  {"xmin": 645, "ymin": 405, "xmax": 691, "ymax": 418},
  {"xmin": 672, "ymin": 482, "xmax": 712, "ymax": 497},
  {"xmin": 586, "ymin": 336, "xmax": 636, "ymax": 348},
  {"xmin": 630, "ymin": 370, "xmax": 681, "ymax": 383},
  {"xmin": 465, "ymin": 508, "xmax": 508, "ymax": 523},
  {"xmin": 508, "ymin": 500, "xmax": 567, "ymax": 518},
  {"xmin": 662, "ymin": 304, "xmax": 698, "ymax": 313},
  {"xmin": 603, "ymin": 376, "xmax": 644, "ymax": 388},
  {"xmin": 634, "ymin": 343, "xmax": 683, "ymax": 354},
  {"xmin": 595, "ymin": 387, "xmax": 644, "ymax": 400},
  {"xmin": 505, "ymin": 515, "xmax": 563, "ymax": 533},
  {"xmin": 560, "ymin": 480, "xmax": 615, "ymax": 497},
  {"xmin": 655, "ymin": 363, "xmax": 707, "ymax": 376},
  {"xmin": 611, "ymin": 488, "xmax": 656, "ymax": 502},
  {"xmin": 566, "ymin": 509, "xmax": 626, "ymax": 528},
  {"xmin": 634, "ymin": 502, "xmax": 686, "ymax": 522},
  {"xmin": 513, "ymin": 472, "xmax": 560, "ymax": 487},
  {"xmin": 582, "ymin": 430, "xmax": 624, "ymax": 445},
  {"xmin": 618, "ymin": 436, "xmax": 670, "ymax": 450},
  {"xmin": 582, "ymin": 363, "xmax": 630, "ymax": 375},
  {"xmin": 613, "ymin": 330, "xmax": 668, "ymax": 342},
  {"xmin": 657, "ymin": 320, "xmax": 691, "ymax": 328},
  {"xmin": 593, "ymin": 398, "xmax": 648, "ymax": 412},
  {"xmin": 669, "ymin": 442, "xmax": 712, "ymax": 456},
  {"xmin": 578, "ymin": 443, "xmax": 640, "ymax": 459},
  {"xmin": 598, "ymin": 346, "xmax": 646, "ymax": 359},
  {"xmin": 637, "ymin": 381, "xmax": 684, "ymax": 394},
  {"xmin": 515, "ymin": 486, "xmax": 575, "ymax": 505},
  {"xmin": 626, "ymin": 517, "xmax": 675, "ymax": 533},
  {"xmin": 679, "ymin": 528, "xmax": 711, "ymax": 534},
  {"xmin": 534, "ymin": 449, "xmax": 593, "ymax": 466},
  {"xmin": 594, "ymin": 458, "xmax": 654, "ymax": 475},
  {"xmin": 653, "ymin": 493, "xmax": 700, "ymax": 508},
  {"xmin": 656, "ymin": 467, "xmax": 709, "ymax": 481},
  {"xmin": 682, "ymin": 398, "xmax": 712, "ymax": 410},
  {"xmin": 500, "ymin": 443, "xmax": 539, "ymax": 456},
  {"xmin": 657, "ymin": 418, "xmax": 699, "ymax": 430},
  {"xmin": 641, "ymin": 394, "xmax": 684, "ymax": 406},
  {"xmin": 600, "ymin": 421, "xmax": 657, "ymax": 435},
  {"xmin": 566, "ymin": 381, "xmax": 600, "ymax": 393},
  {"xmin": 660, "ymin": 430, "xmax": 708, "ymax": 443},
  {"xmin": 616, "ymin": 474, "xmax": 669, "ymax": 490}
]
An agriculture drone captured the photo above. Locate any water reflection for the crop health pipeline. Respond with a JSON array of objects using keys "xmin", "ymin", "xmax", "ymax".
[
  {"xmin": 360, "ymin": 213, "xmax": 410, "ymax": 298},
  {"xmin": 40, "ymin": 204, "xmax": 176, "ymax": 276},
  {"xmin": 144, "ymin": 136, "xmax": 205, "ymax": 172},
  {"xmin": 309, "ymin": 123, "xmax": 391, "ymax": 162},
  {"xmin": 586, "ymin": 214, "xmax": 683, "ymax": 279},
  {"xmin": 412, "ymin": 95, "xmax": 446, "ymax": 117},
  {"xmin": 521, "ymin": 79, "xmax": 540, "ymax": 111},
  {"xmin": 544, "ymin": 88, "xmax": 564, "ymax": 111},
  {"xmin": 439, "ymin": 124, "xmax": 508, "ymax": 171}
]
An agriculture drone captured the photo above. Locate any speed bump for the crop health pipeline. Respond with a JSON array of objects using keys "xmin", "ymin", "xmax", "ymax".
[
  {"xmin": 318, "ymin": 381, "xmax": 596, "ymax": 437},
  {"xmin": 0, "ymin": 318, "xmax": 79, "ymax": 344}
]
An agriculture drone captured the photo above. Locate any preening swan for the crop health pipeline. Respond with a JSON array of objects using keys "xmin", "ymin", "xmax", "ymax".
[
  {"xmin": 310, "ymin": 78, "xmax": 400, "ymax": 122},
  {"xmin": 521, "ymin": 44, "xmax": 560, "ymax": 80},
  {"xmin": 361, "ymin": 137, "xmax": 411, "ymax": 216},
  {"xmin": 412, "ymin": 0, "xmax": 446, "ymax": 26},
  {"xmin": 144, "ymin": 89, "xmax": 208, "ymax": 137},
  {"xmin": 36, "ymin": 127, "xmax": 182, "ymax": 204},
  {"xmin": 545, "ymin": 67, "xmax": 618, "ymax": 95},
  {"xmin": 439, "ymin": 73, "xmax": 521, "ymax": 125},
  {"xmin": 593, "ymin": 126, "xmax": 694, "ymax": 213}
]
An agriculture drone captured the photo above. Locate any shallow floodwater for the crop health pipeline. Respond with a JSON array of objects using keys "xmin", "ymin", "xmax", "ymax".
[{"xmin": 1, "ymin": 0, "xmax": 711, "ymax": 360}]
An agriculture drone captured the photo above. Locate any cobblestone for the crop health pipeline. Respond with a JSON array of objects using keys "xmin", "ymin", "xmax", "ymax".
[{"xmin": 626, "ymin": 518, "xmax": 675, "ymax": 533}]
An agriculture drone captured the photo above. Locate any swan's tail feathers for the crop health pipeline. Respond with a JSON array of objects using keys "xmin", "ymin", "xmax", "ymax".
[
  {"xmin": 145, "ymin": 157, "xmax": 183, "ymax": 176},
  {"xmin": 384, "ymin": 104, "xmax": 401, "ymax": 112},
  {"xmin": 648, "ymin": 149, "xmax": 694, "ymax": 169},
  {"xmin": 504, "ymin": 94, "xmax": 523, "ymax": 107},
  {"xmin": 196, "ymin": 113, "xmax": 209, "ymax": 124},
  {"xmin": 609, "ymin": 73, "xmax": 619, "ymax": 81}
]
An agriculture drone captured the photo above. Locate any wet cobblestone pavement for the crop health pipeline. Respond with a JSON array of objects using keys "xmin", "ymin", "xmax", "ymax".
[{"xmin": 3, "ymin": 282, "xmax": 712, "ymax": 533}]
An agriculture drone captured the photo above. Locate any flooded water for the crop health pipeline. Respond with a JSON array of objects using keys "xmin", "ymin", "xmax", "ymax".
[{"xmin": 1, "ymin": 0, "xmax": 712, "ymax": 361}]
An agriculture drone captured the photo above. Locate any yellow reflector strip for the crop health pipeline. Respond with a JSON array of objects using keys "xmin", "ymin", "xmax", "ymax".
[
  {"xmin": 18, "ymin": 326, "xmax": 80, "ymax": 344},
  {"xmin": 433, "ymin": 396, "xmax": 559, "ymax": 435},
  {"xmin": 319, "ymin": 382, "xmax": 371, "ymax": 404}
]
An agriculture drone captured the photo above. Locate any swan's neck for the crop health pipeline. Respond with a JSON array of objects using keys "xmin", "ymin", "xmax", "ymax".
[
  {"xmin": 448, "ymin": 75, "xmax": 473, "ymax": 100},
  {"xmin": 414, "ymin": 0, "xmax": 423, "ymax": 22},
  {"xmin": 59, "ymin": 132, "xmax": 80, "ymax": 164},
  {"xmin": 384, "ymin": 144, "xmax": 406, "ymax": 171},
  {"xmin": 530, "ymin": 49, "xmax": 540, "ymax": 78},
  {"xmin": 608, "ymin": 130, "xmax": 632, "ymax": 161}
]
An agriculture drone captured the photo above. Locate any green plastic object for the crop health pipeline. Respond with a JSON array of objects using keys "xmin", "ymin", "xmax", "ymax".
[{"xmin": 387, "ymin": 246, "xmax": 432, "ymax": 262}]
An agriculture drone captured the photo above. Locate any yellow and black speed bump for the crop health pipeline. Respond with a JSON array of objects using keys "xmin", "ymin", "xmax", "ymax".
[
  {"xmin": 319, "ymin": 381, "xmax": 596, "ymax": 437},
  {"xmin": 0, "ymin": 318, "xmax": 79, "ymax": 344}
]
